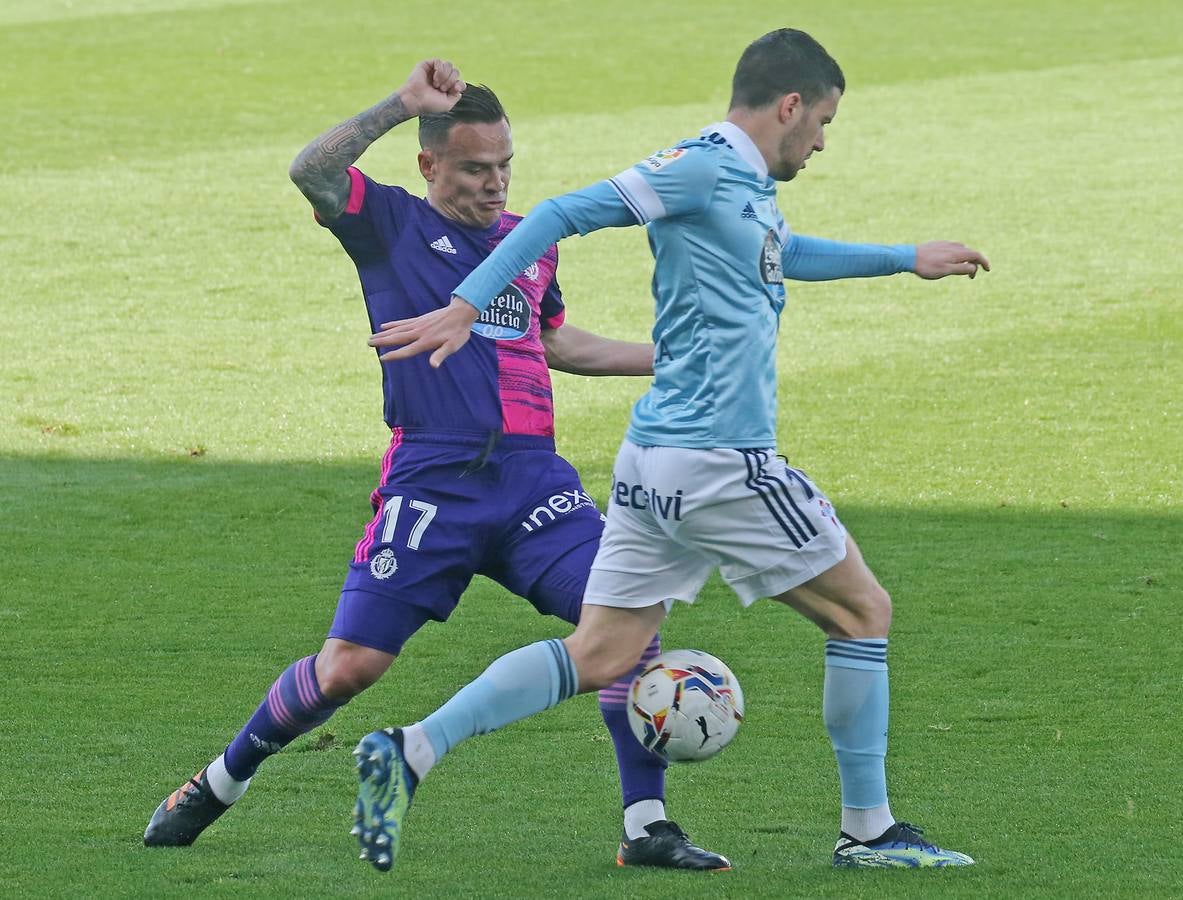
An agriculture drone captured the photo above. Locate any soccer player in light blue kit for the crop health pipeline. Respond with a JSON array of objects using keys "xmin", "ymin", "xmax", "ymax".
[{"xmin": 359, "ymin": 29, "xmax": 989, "ymax": 871}]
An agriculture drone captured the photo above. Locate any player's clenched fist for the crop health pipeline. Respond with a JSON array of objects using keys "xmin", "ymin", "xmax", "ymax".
[{"xmin": 398, "ymin": 58, "xmax": 466, "ymax": 117}]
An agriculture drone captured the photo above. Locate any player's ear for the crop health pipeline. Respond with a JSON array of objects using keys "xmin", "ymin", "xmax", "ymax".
[
  {"xmin": 417, "ymin": 149, "xmax": 436, "ymax": 183},
  {"xmin": 777, "ymin": 92, "xmax": 804, "ymax": 123}
]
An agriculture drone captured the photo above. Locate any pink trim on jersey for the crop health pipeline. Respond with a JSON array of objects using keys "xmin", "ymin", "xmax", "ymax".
[
  {"xmin": 545, "ymin": 308, "xmax": 566, "ymax": 330},
  {"xmin": 492, "ymin": 214, "xmax": 560, "ymax": 436},
  {"xmin": 345, "ymin": 166, "xmax": 366, "ymax": 214},
  {"xmin": 498, "ymin": 344, "xmax": 556, "ymax": 435},
  {"xmin": 353, "ymin": 427, "xmax": 404, "ymax": 563}
]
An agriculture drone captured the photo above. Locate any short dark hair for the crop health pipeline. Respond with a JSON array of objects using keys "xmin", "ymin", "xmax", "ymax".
[
  {"xmin": 728, "ymin": 29, "xmax": 845, "ymax": 110},
  {"xmin": 418, "ymin": 84, "xmax": 509, "ymax": 149}
]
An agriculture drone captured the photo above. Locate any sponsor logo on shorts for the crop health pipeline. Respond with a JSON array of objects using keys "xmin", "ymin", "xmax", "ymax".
[
  {"xmin": 471, "ymin": 283, "xmax": 532, "ymax": 340},
  {"xmin": 817, "ymin": 498, "xmax": 840, "ymax": 529},
  {"xmin": 519, "ymin": 489, "xmax": 598, "ymax": 532},
  {"xmin": 613, "ymin": 480, "xmax": 684, "ymax": 520},
  {"xmin": 369, "ymin": 547, "xmax": 399, "ymax": 580}
]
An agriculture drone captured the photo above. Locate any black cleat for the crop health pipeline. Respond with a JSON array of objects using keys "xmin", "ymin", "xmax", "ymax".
[
  {"xmin": 143, "ymin": 767, "xmax": 230, "ymax": 847},
  {"xmin": 616, "ymin": 820, "xmax": 732, "ymax": 871}
]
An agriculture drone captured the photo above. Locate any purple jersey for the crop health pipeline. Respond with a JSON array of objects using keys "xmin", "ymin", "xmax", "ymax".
[{"xmin": 320, "ymin": 167, "xmax": 566, "ymax": 436}]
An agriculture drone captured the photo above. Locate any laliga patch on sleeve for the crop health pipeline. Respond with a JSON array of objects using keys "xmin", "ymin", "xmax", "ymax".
[{"xmin": 642, "ymin": 148, "xmax": 687, "ymax": 170}]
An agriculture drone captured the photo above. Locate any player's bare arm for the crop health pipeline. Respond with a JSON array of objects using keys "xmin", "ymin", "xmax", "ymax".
[
  {"xmin": 289, "ymin": 59, "xmax": 466, "ymax": 220},
  {"xmin": 913, "ymin": 240, "xmax": 990, "ymax": 280},
  {"xmin": 541, "ymin": 324, "xmax": 654, "ymax": 377}
]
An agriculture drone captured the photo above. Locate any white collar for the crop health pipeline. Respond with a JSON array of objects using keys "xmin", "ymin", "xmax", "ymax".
[{"xmin": 702, "ymin": 121, "xmax": 768, "ymax": 180}]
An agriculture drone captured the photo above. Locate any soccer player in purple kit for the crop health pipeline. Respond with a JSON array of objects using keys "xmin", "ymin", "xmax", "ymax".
[{"xmin": 142, "ymin": 58, "xmax": 728, "ymax": 871}]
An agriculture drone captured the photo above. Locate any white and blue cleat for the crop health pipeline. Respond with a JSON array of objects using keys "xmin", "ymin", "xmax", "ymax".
[
  {"xmin": 352, "ymin": 728, "xmax": 417, "ymax": 872},
  {"xmin": 832, "ymin": 821, "xmax": 974, "ymax": 868}
]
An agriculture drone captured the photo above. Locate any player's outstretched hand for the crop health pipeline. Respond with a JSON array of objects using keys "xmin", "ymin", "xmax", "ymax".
[
  {"xmin": 914, "ymin": 241, "xmax": 990, "ymax": 280},
  {"xmin": 370, "ymin": 296, "xmax": 481, "ymax": 367},
  {"xmin": 398, "ymin": 59, "xmax": 466, "ymax": 118}
]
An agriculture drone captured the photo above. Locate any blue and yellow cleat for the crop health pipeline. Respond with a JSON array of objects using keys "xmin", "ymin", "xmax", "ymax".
[
  {"xmin": 352, "ymin": 728, "xmax": 417, "ymax": 872},
  {"xmin": 832, "ymin": 821, "xmax": 974, "ymax": 868}
]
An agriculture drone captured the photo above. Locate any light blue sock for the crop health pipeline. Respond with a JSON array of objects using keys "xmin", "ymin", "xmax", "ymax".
[
  {"xmin": 823, "ymin": 638, "xmax": 889, "ymax": 809},
  {"xmin": 420, "ymin": 638, "xmax": 578, "ymax": 759}
]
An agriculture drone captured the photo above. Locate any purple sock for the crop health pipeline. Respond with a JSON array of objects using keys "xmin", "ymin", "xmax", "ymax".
[
  {"xmin": 598, "ymin": 634, "xmax": 667, "ymax": 808},
  {"xmin": 223, "ymin": 654, "xmax": 343, "ymax": 781}
]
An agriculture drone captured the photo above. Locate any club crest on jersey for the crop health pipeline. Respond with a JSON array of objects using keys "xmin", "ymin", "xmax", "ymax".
[
  {"xmin": 369, "ymin": 547, "xmax": 398, "ymax": 580},
  {"xmin": 760, "ymin": 228, "xmax": 783, "ymax": 284},
  {"xmin": 471, "ymin": 283, "xmax": 531, "ymax": 340},
  {"xmin": 643, "ymin": 148, "xmax": 686, "ymax": 171}
]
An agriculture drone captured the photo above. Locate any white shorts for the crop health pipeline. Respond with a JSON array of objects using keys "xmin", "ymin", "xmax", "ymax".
[{"xmin": 585, "ymin": 440, "xmax": 848, "ymax": 609}]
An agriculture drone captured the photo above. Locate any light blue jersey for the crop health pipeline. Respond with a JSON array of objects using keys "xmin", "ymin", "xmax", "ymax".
[
  {"xmin": 452, "ymin": 121, "xmax": 916, "ymax": 449},
  {"xmin": 608, "ymin": 124, "xmax": 787, "ymax": 447}
]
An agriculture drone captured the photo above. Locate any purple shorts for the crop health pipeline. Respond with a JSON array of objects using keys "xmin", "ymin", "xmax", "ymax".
[{"xmin": 329, "ymin": 429, "xmax": 605, "ymax": 655}]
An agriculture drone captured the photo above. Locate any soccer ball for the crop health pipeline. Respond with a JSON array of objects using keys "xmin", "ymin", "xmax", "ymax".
[{"xmin": 626, "ymin": 649, "xmax": 744, "ymax": 762}]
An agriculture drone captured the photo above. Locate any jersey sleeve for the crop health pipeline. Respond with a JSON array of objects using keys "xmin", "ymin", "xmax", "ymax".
[
  {"xmin": 540, "ymin": 263, "xmax": 566, "ymax": 331},
  {"xmin": 780, "ymin": 232, "xmax": 916, "ymax": 281},
  {"xmin": 607, "ymin": 144, "xmax": 718, "ymax": 224},
  {"xmin": 316, "ymin": 167, "xmax": 414, "ymax": 262}
]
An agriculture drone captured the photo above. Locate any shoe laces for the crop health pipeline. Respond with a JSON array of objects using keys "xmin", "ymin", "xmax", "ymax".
[
  {"xmin": 890, "ymin": 822, "xmax": 937, "ymax": 851},
  {"xmin": 654, "ymin": 820, "xmax": 690, "ymax": 842},
  {"xmin": 174, "ymin": 773, "xmax": 205, "ymax": 805}
]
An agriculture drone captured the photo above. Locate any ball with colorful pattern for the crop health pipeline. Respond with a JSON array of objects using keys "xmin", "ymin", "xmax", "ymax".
[{"xmin": 627, "ymin": 649, "xmax": 744, "ymax": 762}]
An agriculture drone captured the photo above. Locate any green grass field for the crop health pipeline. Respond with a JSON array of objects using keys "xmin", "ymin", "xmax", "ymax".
[{"xmin": 2, "ymin": 1, "xmax": 1181, "ymax": 896}]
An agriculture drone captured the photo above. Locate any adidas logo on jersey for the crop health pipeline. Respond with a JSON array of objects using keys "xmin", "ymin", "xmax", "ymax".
[
  {"xmin": 741, "ymin": 202, "xmax": 758, "ymax": 220},
  {"xmin": 430, "ymin": 235, "xmax": 458, "ymax": 254}
]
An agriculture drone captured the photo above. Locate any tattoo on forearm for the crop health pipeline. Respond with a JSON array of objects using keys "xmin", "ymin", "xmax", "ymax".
[
  {"xmin": 290, "ymin": 93, "xmax": 412, "ymax": 218},
  {"xmin": 320, "ymin": 120, "xmax": 364, "ymax": 156}
]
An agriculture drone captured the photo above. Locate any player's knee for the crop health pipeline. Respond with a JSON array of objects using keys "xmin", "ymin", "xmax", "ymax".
[
  {"xmin": 832, "ymin": 583, "xmax": 892, "ymax": 638},
  {"xmin": 566, "ymin": 638, "xmax": 642, "ymax": 692},
  {"xmin": 854, "ymin": 583, "xmax": 892, "ymax": 636},
  {"xmin": 316, "ymin": 644, "xmax": 394, "ymax": 700},
  {"xmin": 317, "ymin": 662, "xmax": 376, "ymax": 701},
  {"xmin": 580, "ymin": 656, "xmax": 638, "ymax": 691}
]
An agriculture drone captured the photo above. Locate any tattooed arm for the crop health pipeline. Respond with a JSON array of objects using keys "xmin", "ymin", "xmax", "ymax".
[{"xmin": 289, "ymin": 58, "xmax": 466, "ymax": 220}]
